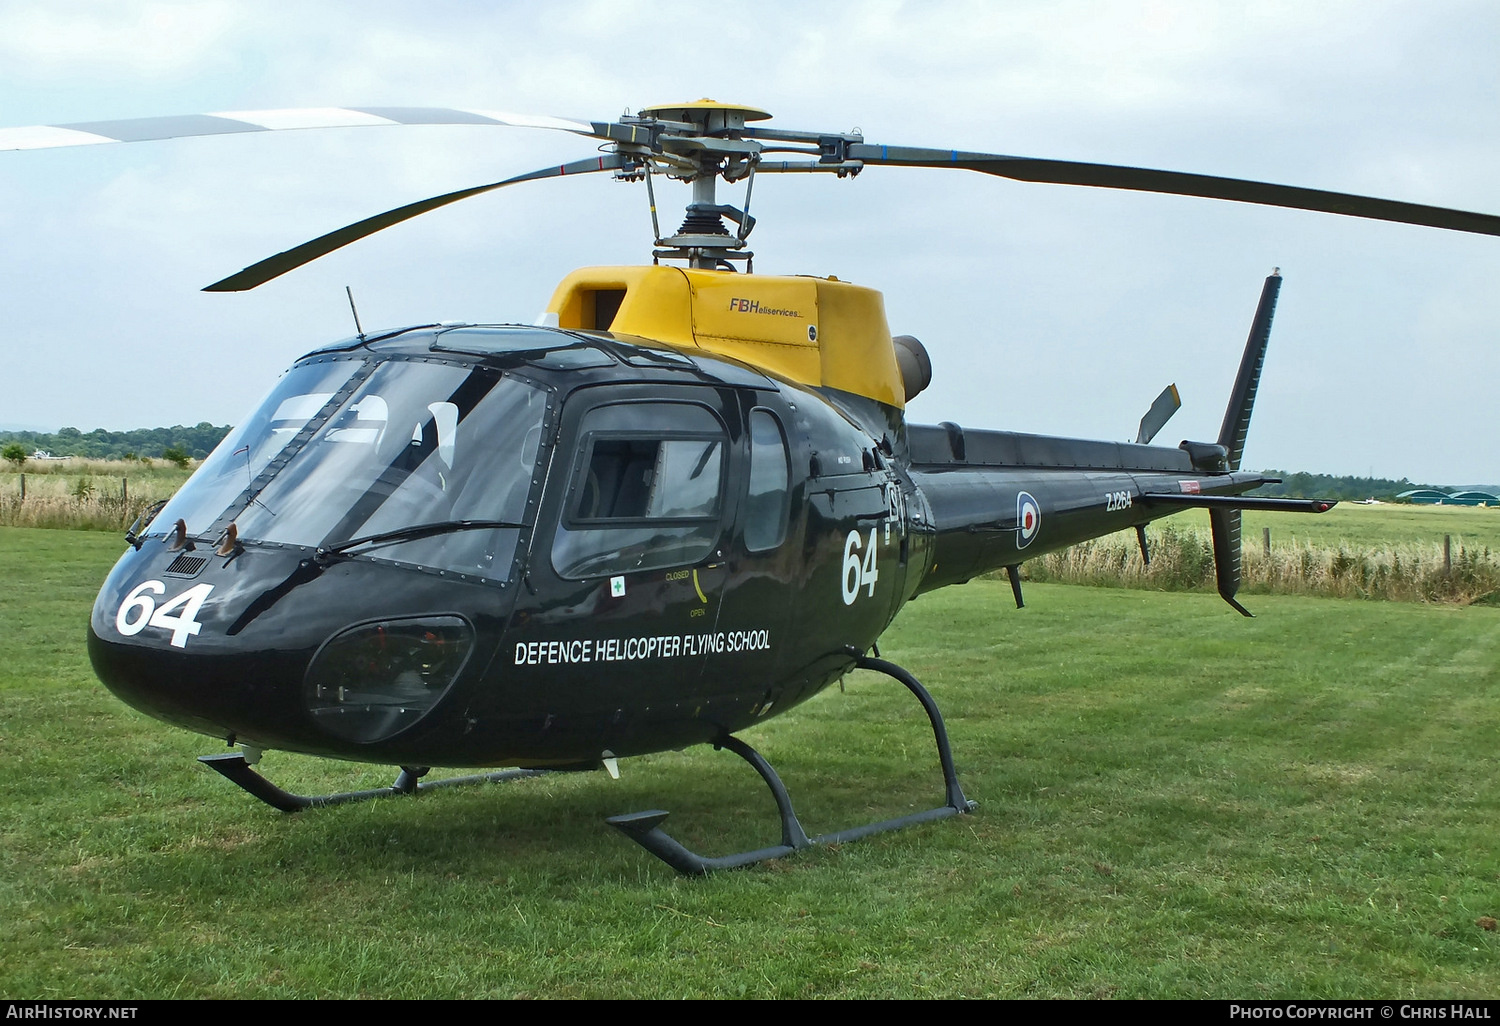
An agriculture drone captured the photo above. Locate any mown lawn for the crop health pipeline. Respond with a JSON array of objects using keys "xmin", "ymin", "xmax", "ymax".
[{"xmin": 1, "ymin": 527, "xmax": 1496, "ymax": 998}]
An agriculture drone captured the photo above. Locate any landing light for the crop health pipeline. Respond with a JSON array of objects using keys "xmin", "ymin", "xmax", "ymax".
[{"xmin": 304, "ymin": 617, "xmax": 474, "ymax": 743}]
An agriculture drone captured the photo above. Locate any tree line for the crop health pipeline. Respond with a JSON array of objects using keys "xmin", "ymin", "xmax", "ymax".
[
  {"xmin": 1252, "ymin": 470, "xmax": 1445, "ymax": 502},
  {"xmin": 0, "ymin": 423, "xmax": 231, "ymax": 461}
]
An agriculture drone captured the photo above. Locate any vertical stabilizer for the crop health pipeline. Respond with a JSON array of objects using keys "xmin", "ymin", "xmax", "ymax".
[
  {"xmin": 1217, "ymin": 269, "xmax": 1282, "ymax": 471},
  {"xmin": 1210, "ymin": 507, "xmax": 1253, "ymax": 617},
  {"xmin": 1206, "ymin": 270, "xmax": 1281, "ymax": 616}
]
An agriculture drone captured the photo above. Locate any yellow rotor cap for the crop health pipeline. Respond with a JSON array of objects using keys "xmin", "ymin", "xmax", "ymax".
[{"xmin": 639, "ymin": 99, "xmax": 771, "ymax": 130}]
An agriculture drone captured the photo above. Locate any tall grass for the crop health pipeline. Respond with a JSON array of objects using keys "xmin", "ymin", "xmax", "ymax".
[
  {"xmin": 0, "ymin": 460, "xmax": 192, "ymax": 531},
  {"xmin": 1024, "ymin": 522, "xmax": 1500, "ymax": 604},
  {"xmin": 7, "ymin": 463, "xmax": 1497, "ymax": 603}
]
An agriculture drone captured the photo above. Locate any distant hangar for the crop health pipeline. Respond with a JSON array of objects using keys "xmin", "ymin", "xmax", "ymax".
[{"xmin": 1398, "ymin": 488, "xmax": 1500, "ymax": 506}]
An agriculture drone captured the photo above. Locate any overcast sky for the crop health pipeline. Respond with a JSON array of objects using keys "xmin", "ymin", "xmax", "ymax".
[{"xmin": 2, "ymin": 0, "xmax": 1497, "ymax": 485}]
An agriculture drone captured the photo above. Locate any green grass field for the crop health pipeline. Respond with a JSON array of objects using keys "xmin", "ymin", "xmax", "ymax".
[
  {"xmin": 0, "ymin": 461, "xmax": 192, "ymax": 531},
  {"xmin": 1243, "ymin": 502, "xmax": 1500, "ymax": 553},
  {"xmin": 1, "ymin": 527, "xmax": 1497, "ymax": 998}
]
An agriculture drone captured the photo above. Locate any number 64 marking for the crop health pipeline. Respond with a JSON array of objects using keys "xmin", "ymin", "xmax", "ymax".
[
  {"xmin": 115, "ymin": 580, "xmax": 215, "ymax": 649},
  {"xmin": 841, "ymin": 528, "xmax": 880, "ymax": 606}
]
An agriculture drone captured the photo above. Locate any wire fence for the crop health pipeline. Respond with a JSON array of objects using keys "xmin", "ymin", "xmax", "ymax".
[{"xmin": 1021, "ymin": 523, "xmax": 1500, "ymax": 604}]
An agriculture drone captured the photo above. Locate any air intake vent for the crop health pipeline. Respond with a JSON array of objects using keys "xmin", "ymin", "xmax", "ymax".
[{"xmin": 165, "ymin": 554, "xmax": 208, "ymax": 577}]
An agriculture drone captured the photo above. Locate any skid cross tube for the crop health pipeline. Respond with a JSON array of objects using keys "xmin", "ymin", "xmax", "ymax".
[
  {"xmin": 607, "ymin": 653, "xmax": 976, "ymax": 874},
  {"xmin": 198, "ymin": 751, "xmax": 545, "ymax": 812}
]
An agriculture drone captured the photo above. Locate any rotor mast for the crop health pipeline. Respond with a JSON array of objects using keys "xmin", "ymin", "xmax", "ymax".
[{"xmin": 632, "ymin": 100, "xmax": 768, "ymax": 270}]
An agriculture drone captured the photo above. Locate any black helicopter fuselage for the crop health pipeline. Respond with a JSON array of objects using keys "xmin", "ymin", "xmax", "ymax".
[
  {"xmin": 88, "ymin": 321, "xmax": 1270, "ymax": 770},
  {"xmin": 9, "ymin": 94, "xmax": 1466, "ymax": 864}
]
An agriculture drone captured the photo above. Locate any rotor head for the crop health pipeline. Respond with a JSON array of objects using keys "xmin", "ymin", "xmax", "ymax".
[
  {"xmin": 12, "ymin": 99, "xmax": 1496, "ymax": 290},
  {"xmin": 637, "ymin": 99, "xmax": 771, "ymax": 134}
]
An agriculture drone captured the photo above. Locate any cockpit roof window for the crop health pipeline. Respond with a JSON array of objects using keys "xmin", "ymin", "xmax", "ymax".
[{"xmin": 428, "ymin": 326, "xmax": 618, "ymax": 369}]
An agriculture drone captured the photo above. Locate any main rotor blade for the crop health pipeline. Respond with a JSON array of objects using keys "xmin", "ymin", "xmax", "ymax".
[
  {"xmin": 848, "ymin": 144, "xmax": 1500, "ymax": 237},
  {"xmin": 0, "ymin": 107, "xmax": 602, "ymax": 151},
  {"xmin": 203, "ymin": 154, "xmax": 629, "ymax": 292}
]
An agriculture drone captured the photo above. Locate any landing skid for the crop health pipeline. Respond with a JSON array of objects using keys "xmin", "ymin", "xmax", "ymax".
[
  {"xmin": 197, "ymin": 751, "xmax": 545, "ymax": 812},
  {"xmin": 607, "ymin": 654, "xmax": 977, "ymax": 874}
]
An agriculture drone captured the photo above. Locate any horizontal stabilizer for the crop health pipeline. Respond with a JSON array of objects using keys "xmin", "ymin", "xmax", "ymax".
[
  {"xmin": 1139, "ymin": 493, "xmax": 1336, "ymax": 513},
  {"xmin": 1138, "ymin": 491, "xmax": 1334, "ymax": 616}
]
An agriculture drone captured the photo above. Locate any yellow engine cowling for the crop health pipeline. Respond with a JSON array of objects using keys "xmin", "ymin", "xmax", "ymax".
[{"xmin": 545, "ymin": 266, "xmax": 906, "ymax": 409}]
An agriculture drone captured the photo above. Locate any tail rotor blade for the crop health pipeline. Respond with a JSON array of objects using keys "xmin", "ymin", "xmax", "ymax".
[{"xmin": 1135, "ymin": 383, "xmax": 1181, "ymax": 445}]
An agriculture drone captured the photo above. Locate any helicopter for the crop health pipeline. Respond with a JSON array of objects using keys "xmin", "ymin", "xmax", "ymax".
[{"xmin": 8, "ymin": 100, "xmax": 1500, "ymax": 874}]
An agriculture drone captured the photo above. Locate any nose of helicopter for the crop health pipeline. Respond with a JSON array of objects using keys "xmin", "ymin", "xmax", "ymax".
[{"xmin": 87, "ymin": 541, "xmax": 506, "ymax": 757}]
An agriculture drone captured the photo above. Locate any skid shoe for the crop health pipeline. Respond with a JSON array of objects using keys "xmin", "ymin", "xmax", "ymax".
[{"xmin": 198, "ymin": 751, "xmax": 545, "ymax": 812}]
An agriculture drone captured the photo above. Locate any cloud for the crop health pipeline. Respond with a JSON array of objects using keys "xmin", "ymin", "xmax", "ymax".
[{"xmin": 0, "ymin": 0, "xmax": 245, "ymax": 76}]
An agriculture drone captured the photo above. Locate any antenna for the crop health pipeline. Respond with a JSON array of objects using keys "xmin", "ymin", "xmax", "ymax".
[{"xmin": 345, "ymin": 286, "xmax": 366, "ymax": 341}]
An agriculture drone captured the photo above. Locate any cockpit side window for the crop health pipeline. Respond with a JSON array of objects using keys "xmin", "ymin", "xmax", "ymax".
[
  {"xmin": 744, "ymin": 409, "xmax": 790, "ymax": 552},
  {"xmin": 551, "ymin": 401, "xmax": 727, "ymax": 579}
]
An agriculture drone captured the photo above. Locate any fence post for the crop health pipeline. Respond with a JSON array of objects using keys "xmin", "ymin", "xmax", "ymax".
[
  {"xmin": 1444, "ymin": 534, "xmax": 1452, "ymax": 574},
  {"xmin": 122, "ymin": 476, "xmax": 128, "ymax": 505},
  {"xmin": 18, "ymin": 473, "xmax": 23, "ymax": 501},
  {"xmin": 1263, "ymin": 527, "xmax": 1271, "ymax": 557}
]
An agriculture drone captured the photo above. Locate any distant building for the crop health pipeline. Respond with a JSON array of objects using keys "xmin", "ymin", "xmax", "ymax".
[
  {"xmin": 1396, "ymin": 488, "xmax": 1499, "ymax": 507},
  {"xmin": 1397, "ymin": 489, "xmax": 1452, "ymax": 505}
]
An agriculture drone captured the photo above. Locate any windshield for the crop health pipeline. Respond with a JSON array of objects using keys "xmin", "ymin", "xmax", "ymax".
[
  {"xmin": 153, "ymin": 356, "xmax": 550, "ymax": 583},
  {"xmin": 147, "ymin": 357, "xmax": 364, "ymax": 540}
]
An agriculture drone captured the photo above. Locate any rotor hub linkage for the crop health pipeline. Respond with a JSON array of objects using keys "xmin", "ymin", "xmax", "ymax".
[{"xmin": 672, "ymin": 204, "xmax": 733, "ymax": 237}]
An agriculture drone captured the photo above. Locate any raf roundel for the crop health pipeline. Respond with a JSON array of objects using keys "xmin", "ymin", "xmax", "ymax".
[{"xmin": 1016, "ymin": 491, "xmax": 1041, "ymax": 548}]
